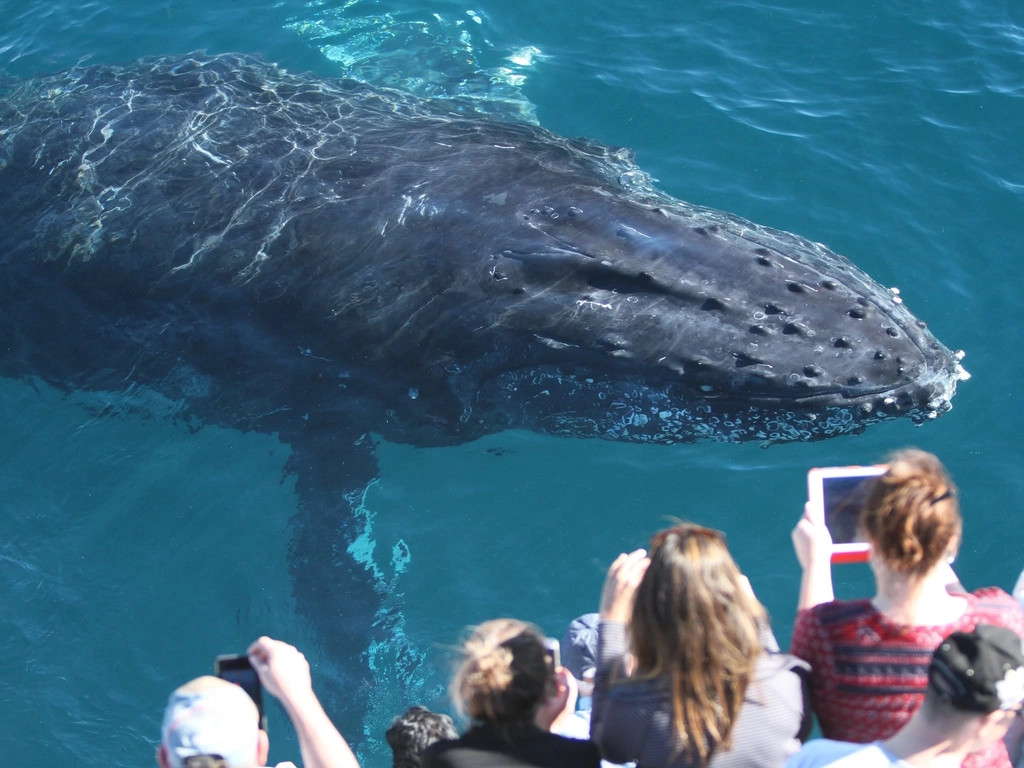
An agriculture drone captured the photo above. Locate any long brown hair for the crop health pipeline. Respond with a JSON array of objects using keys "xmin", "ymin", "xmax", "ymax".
[
  {"xmin": 629, "ymin": 524, "xmax": 763, "ymax": 765},
  {"xmin": 861, "ymin": 448, "xmax": 961, "ymax": 577},
  {"xmin": 451, "ymin": 619, "xmax": 553, "ymax": 724}
]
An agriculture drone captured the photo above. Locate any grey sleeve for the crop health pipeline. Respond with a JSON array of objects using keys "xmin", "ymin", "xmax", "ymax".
[
  {"xmin": 590, "ymin": 619, "xmax": 630, "ymax": 757},
  {"xmin": 591, "ymin": 621, "xmax": 690, "ymax": 767}
]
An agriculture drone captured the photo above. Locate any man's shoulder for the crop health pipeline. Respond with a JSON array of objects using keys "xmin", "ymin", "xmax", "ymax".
[
  {"xmin": 810, "ymin": 599, "xmax": 876, "ymax": 627},
  {"xmin": 537, "ymin": 727, "xmax": 602, "ymax": 757},
  {"xmin": 423, "ymin": 724, "xmax": 599, "ymax": 762},
  {"xmin": 551, "ymin": 710, "xmax": 592, "ymax": 741},
  {"xmin": 785, "ymin": 739, "xmax": 908, "ymax": 767}
]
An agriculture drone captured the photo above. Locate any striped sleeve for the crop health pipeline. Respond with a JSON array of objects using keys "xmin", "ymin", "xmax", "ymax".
[
  {"xmin": 790, "ymin": 607, "xmax": 830, "ymax": 702},
  {"xmin": 590, "ymin": 620, "xmax": 650, "ymax": 765}
]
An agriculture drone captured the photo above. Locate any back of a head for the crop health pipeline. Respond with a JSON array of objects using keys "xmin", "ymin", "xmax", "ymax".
[
  {"xmin": 386, "ymin": 706, "xmax": 458, "ymax": 768},
  {"xmin": 452, "ymin": 618, "xmax": 551, "ymax": 724},
  {"xmin": 161, "ymin": 676, "xmax": 261, "ymax": 768},
  {"xmin": 630, "ymin": 524, "xmax": 763, "ymax": 764},
  {"xmin": 861, "ymin": 448, "xmax": 961, "ymax": 577},
  {"xmin": 920, "ymin": 625, "xmax": 1024, "ymax": 743}
]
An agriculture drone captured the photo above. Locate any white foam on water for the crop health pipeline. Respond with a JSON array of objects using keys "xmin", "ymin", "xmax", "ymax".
[{"xmin": 342, "ymin": 479, "xmax": 438, "ymax": 762}]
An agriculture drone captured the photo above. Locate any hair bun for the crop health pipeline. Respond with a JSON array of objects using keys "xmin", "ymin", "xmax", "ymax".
[
  {"xmin": 452, "ymin": 619, "xmax": 550, "ymax": 723},
  {"xmin": 464, "ymin": 641, "xmax": 515, "ymax": 692}
]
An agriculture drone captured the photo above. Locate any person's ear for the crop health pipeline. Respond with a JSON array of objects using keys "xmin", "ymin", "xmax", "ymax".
[
  {"xmin": 257, "ymin": 729, "xmax": 270, "ymax": 766},
  {"xmin": 156, "ymin": 744, "xmax": 170, "ymax": 768},
  {"xmin": 945, "ymin": 531, "xmax": 960, "ymax": 562}
]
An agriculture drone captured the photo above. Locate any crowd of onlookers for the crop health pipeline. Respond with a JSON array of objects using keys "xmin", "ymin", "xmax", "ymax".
[{"xmin": 156, "ymin": 448, "xmax": 1024, "ymax": 768}]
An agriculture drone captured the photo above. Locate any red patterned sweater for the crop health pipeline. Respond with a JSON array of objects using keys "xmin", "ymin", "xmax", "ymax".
[{"xmin": 790, "ymin": 587, "xmax": 1024, "ymax": 768}]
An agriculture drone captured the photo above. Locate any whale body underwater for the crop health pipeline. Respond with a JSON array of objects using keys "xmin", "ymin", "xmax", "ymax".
[{"xmin": 0, "ymin": 53, "xmax": 968, "ymax": 732}]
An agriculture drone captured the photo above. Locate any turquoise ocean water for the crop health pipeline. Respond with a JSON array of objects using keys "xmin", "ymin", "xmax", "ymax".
[{"xmin": 1, "ymin": 1, "xmax": 1022, "ymax": 765}]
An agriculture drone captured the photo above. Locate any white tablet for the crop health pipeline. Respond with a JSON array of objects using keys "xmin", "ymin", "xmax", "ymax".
[{"xmin": 807, "ymin": 464, "xmax": 887, "ymax": 564}]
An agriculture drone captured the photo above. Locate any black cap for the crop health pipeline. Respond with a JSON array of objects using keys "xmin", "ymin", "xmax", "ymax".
[
  {"xmin": 928, "ymin": 624, "xmax": 1024, "ymax": 713},
  {"xmin": 561, "ymin": 613, "xmax": 599, "ymax": 681}
]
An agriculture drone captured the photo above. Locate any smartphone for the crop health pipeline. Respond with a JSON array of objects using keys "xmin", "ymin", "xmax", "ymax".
[
  {"xmin": 807, "ymin": 464, "xmax": 887, "ymax": 564},
  {"xmin": 543, "ymin": 638, "xmax": 561, "ymax": 673},
  {"xmin": 215, "ymin": 654, "xmax": 267, "ymax": 731}
]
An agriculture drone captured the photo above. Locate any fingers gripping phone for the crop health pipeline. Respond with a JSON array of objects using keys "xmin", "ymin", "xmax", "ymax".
[
  {"xmin": 215, "ymin": 654, "xmax": 267, "ymax": 732},
  {"xmin": 807, "ymin": 465, "xmax": 887, "ymax": 564}
]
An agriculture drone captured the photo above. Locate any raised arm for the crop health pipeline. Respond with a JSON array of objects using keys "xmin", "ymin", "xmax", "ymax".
[
  {"xmin": 791, "ymin": 503, "xmax": 836, "ymax": 611},
  {"xmin": 248, "ymin": 637, "xmax": 360, "ymax": 768},
  {"xmin": 590, "ymin": 549, "xmax": 650, "ymax": 763}
]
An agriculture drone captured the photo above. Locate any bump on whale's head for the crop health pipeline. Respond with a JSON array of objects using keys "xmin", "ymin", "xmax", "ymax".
[{"xmin": 469, "ymin": 185, "xmax": 968, "ymax": 445}]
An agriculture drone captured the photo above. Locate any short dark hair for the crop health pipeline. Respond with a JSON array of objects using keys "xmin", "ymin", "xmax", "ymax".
[
  {"xmin": 182, "ymin": 758, "xmax": 229, "ymax": 768},
  {"xmin": 386, "ymin": 706, "xmax": 458, "ymax": 768}
]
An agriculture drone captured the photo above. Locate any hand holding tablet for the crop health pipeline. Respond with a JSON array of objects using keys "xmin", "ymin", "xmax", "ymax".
[{"xmin": 806, "ymin": 465, "xmax": 887, "ymax": 564}]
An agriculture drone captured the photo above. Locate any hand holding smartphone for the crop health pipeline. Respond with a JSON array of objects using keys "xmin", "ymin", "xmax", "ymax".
[
  {"xmin": 215, "ymin": 653, "xmax": 267, "ymax": 731},
  {"xmin": 806, "ymin": 465, "xmax": 886, "ymax": 564}
]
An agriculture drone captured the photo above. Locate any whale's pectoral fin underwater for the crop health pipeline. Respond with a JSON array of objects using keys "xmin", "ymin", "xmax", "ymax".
[
  {"xmin": 0, "ymin": 52, "xmax": 969, "ymax": 744},
  {"xmin": 280, "ymin": 426, "xmax": 383, "ymax": 732}
]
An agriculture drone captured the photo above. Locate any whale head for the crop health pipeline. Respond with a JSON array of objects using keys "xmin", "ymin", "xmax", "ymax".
[
  {"xmin": 305, "ymin": 118, "xmax": 969, "ymax": 446},
  {"xmin": 431, "ymin": 157, "xmax": 969, "ymax": 445}
]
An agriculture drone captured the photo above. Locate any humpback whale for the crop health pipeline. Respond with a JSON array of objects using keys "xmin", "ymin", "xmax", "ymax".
[{"xmin": 0, "ymin": 53, "xmax": 967, "ymax": 735}]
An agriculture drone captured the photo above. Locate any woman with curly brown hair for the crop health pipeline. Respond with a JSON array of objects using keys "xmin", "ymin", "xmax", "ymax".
[
  {"xmin": 422, "ymin": 618, "xmax": 600, "ymax": 768},
  {"xmin": 592, "ymin": 524, "xmax": 810, "ymax": 767},
  {"xmin": 790, "ymin": 448, "xmax": 1024, "ymax": 768}
]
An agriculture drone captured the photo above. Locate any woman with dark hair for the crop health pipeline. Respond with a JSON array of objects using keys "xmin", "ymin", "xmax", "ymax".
[
  {"xmin": 592, "ymin": 524, "xmax": 810, "ymax": 768},
  {"xmin": 791, "ymin": 448, "xmax": 1024, "ymax": 768},
  {"xmin": 422, "ymin": 618, "xmax": 600, "ymax": 768}
]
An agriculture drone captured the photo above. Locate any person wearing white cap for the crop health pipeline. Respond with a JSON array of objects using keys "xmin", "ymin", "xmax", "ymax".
[{"xmin": 158, "ymin": 636, "xmax": 360, "ymax": 768}]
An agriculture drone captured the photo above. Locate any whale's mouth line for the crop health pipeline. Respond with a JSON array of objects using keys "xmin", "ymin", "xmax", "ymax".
[{"xmin": 491, "ymin": 358, "xmax": 943, "ymax": 410}]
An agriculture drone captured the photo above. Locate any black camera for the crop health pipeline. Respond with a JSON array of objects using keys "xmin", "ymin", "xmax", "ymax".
[{"xmin": 215, "ymin": 654, "xmax": 267, "ymax": 731}]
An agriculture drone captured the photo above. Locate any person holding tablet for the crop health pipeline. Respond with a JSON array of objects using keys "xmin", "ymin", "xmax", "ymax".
[{"xmin": 790, "ymin": 449, "xmax": 1024, "ymax": 768}]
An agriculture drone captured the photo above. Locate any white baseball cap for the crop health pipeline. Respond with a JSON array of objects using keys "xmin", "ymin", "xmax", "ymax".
[{"xmin": 161, "ymin": 677, "xmax": 261, "ymax": 768}]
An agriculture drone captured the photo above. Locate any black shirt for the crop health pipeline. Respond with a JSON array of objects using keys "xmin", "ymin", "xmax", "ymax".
[{"xmin": 422, "ymin": 721, "xmax": 601, "ymax": 768}]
